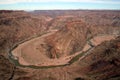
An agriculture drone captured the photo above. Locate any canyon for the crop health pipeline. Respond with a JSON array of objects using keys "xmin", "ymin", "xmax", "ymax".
[{"xmin": 0, "ymin": 10, "xmax": 120, "ymax": 80}]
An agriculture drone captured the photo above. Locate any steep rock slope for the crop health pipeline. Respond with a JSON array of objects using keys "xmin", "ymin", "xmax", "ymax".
[
  {"xmin": 0, "ymin": 11, "xmax": 49, "ymax": 79},
  {"xmin": 45, "ymin": 20, "xmax": 88, "ymax": 58},
  {"xmin": 77, "ymin": 36, "xmax": 120, "ymax": 80},
  {"xmin": 0, "ymin": 55, "xmax": 15, "ymax": 80},
  {"xmin": 0, "ymin": 10, "xmax": 49, "ymax": 56}
]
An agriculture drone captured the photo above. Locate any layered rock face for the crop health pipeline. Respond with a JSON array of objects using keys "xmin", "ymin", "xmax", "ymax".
[
  {"xmin": 0, "ymin": 55, "xmax": 15, "ymax": 80},
  {"xmin": 77, "ymin": 36, "xmax": 120, "ymax": 80},
  {"xmin": 0, "ymin": 10, "xmax": 49, "ymax": 55},
  {"xmin": 45, "ymin": 20, "xmax": 88, "ymax": 58},
  {"xmin": 0, "ymin": 11, "xmax": 50, "ymax": 80}
]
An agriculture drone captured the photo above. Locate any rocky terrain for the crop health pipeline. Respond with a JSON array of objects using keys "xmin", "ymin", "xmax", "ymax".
[{"xmin": 0, "ymin": 10, "xmax": 120, "ymax": 80}]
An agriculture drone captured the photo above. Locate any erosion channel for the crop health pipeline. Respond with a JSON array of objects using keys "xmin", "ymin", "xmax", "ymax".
[{"xmin": 9, "ymin": 30, "xmax": 117, "ymax": 69}]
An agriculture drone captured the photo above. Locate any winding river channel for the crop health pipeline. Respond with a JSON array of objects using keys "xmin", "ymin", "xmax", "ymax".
[{"xmin": 9, "ymin": 31, "xmax": 117, "ymax": 69}]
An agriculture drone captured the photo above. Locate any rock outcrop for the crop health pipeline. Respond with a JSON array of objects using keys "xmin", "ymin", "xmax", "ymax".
[
  {"xmin": 45, "ymin": 20, "xmax": 88, "ymax": 58},
  {"xmin": 77, "ymin": 36, "xmax": 120, "ymax": 80},
  {"xmin": 0, "ymin": 55, "xmax": 15, "ymax": 80}
]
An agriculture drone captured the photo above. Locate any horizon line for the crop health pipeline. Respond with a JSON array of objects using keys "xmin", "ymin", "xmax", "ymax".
[{"xmin": 0, "ymin": 9, "xmax": 120, "ymax": 11}]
